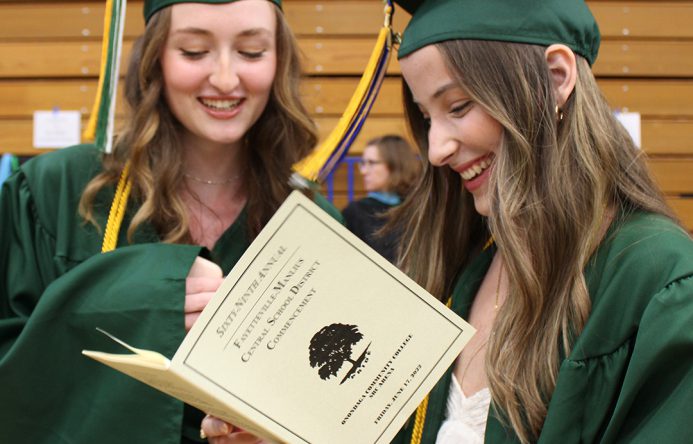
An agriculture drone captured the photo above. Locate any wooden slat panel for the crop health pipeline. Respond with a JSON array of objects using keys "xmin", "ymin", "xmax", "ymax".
[
  {"xmin": 0, "ymin": 80, "xmax": 99, "ymax": 117},
  {"xmin": 598, "ymin": 79, "xmax": 693, "ymax": 117},
  {"xmin": 1, "ymin": 117, "xmax": 407, "ymax": 157},
  {"xmin": 0, "ymin": 37, "xmax": 402, "ymax": 78},
  {"xmin": 315, "ymin": 117, "xmax": 411, "ymax": 155},
  {"xmin": 301, "ymin": 77, "xmax": 404, "ymax": 116},
  {"xmin": 3, "ymin": 2, "xmax": 693, "ymax": 40},
  {"xmin": 588, "ymin": 1, "xmax": 693, "ymax": 39},
  {"xmin": 2, "ymin": 83, "xmax": 692, "ymax": 156},
  {"xmin": 307, "ymin": 78, "xmax": 693, "ymax": 118},
  {"xmin": 0, "ymin": 41, "xmax": 134, "ymax": 78},
  {"xmin": 7, "ymin": 37, "xmax": 693, "ymax": 79},
  {"xmin": 326, "ymin": 194, "xmax": 351, "ymax": 211},
  {"xmin": 0, "ymin": 119, "xmax": 55, "ymax": 157},
  {"xmin": 0, "ymin": 1, "xmax": 407, "ymax": 39},
  {"xmin": 0, "ymin": 1, "xmax": 144, "ymax": 40},
  {"xmin": 642, "ymin": 120, "xmax": 693, "ymax": 156},
  {"xmin": 326, "ymin": 162, "xmax": 366, "ymax": 194},
  {"xmin": 593, "ymin": 40, "xmax": 693, "ymax": 77},
  {"xmin": 5, "ymin": 78, "xmax": 693, "ymax": 125},
  {"xmin": 648, "ymin": 159, "xmax": 693, "ymax": 194},
  {"xmin": 285, "ymin": 0, "xmax": 406, "ymax": 36},
  {"xmin": 300, "ymin": 38, "xmax": 401, "ymax": 75},
  {"xmin": 4, "ymin": 115, "xmax": 692, "ymax": 158},
  {"xmin": 5, "ymin": 78, "xmax": 693, "ymax": 133},
  {"xmin": 304, "ymin": 38, "xmax": 693, "ymax": 78},
  {"xmin": 668, "ymin": 197, "xmax": 693, "ymax": 231}
]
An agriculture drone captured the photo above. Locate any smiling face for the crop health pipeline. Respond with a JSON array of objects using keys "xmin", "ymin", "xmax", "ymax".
[
  {"xmin": 160, "ymin": 0, "xmax": 277, "ymax": 151},
  {"xmin": 399, "ymin": 45, "xmax": 503, "ymax": 217}
]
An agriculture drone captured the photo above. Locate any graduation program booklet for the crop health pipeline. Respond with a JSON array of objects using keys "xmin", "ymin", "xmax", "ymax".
[{"xmin": 82, "ymin": 190, "xmax": 475, "ymax": 444}]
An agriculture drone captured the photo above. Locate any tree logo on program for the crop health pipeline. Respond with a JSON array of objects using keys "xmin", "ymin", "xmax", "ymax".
[{"xmin": 308, "ymin": 323, "xmax": 371, "ymax": 384}]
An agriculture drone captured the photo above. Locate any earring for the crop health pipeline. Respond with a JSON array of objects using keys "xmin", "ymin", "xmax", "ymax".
[{"xmin": 555, "ymin": 105, "xmax": 564, "ymax": 122}]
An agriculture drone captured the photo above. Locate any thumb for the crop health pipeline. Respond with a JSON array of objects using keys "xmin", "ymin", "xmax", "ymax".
[
  {"xmin": 201, "ymin": 415, "xmax": 231, "ymax": 437},
  {"xmin": 189, "ymin": 256, "xmax": 223, "ymax": 279}
]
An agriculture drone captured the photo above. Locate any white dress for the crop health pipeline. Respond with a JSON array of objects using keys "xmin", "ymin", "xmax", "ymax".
[{"xmin": 435, "ymin": 376, "xmax": 492, "ymax": 444}]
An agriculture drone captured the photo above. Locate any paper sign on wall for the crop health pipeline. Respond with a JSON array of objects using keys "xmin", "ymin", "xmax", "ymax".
[
  {"xmin": 33, "ymin": 110, "xmax": 81, "ymax": 149},
  {"xmin": 614, "ymin": 111, "xmax": 641, "ymax": 149}
]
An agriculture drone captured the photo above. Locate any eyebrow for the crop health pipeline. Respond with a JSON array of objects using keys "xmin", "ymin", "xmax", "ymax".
[
  {"xmin": 172, "ymin": 27, "xmax": 273, "ymax": 38},
  {"xmin": 412, "ymin": 81, "xmax": 458, "ymax": 105},
  {"xmin": 432, "ymin": 82, "xmax": 457, "ymax": 100}
]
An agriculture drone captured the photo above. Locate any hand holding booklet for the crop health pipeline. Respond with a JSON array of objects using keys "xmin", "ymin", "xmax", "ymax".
[{"xmin": 83, "ymin": 191, "xmax": 475, "ymax": 444}]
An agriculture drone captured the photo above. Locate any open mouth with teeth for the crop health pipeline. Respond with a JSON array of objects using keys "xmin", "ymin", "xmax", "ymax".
[
  {"xmin": 460, "ymin": 155, "xmax": 494, "ymax": 181},
  {"xmin": 199, "ymin": 98, "xmax": 242, "ymax": 111}
]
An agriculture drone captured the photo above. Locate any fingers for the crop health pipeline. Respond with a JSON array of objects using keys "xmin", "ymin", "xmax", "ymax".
[
  {"xmin": 186, "ymin": 276, "xmax": 225, "ymax": 296},
  {"xmin": 185, "ymin": 276, "xmax": 224, "ymax": 331},
  {"xmin": 201, "ymin": 416, "xmax": 266, "ymax": 444},
  {"xmin": 184, "ymin": 289, "xmax": 216, "ymax": 331},
  {"xmin": 189, "ymin": 256, "xmax": 223, "ymax": 279},
  {"xmin": 201, "ymin": 415, "xmax": 231, "ymax": 438}
]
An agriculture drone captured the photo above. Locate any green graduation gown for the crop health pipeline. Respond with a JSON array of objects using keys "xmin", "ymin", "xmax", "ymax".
[
  {"xmin": 393, "ymin": 211, "xmax": 693, "ymax": 443},
  {"xmin": 0, "ymin": 144, "xmax": 343, "ymax": 443}
]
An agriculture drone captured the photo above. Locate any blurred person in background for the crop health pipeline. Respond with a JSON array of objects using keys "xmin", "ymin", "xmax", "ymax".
[{"xmin": 342, "ymin": 134, "xmax": 420, "ymax": 262}]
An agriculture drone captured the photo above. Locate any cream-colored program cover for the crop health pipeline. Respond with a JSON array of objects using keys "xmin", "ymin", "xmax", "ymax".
[{"xmin": 83, "ymin": 190, "xmax": 475, "ymax": 444}]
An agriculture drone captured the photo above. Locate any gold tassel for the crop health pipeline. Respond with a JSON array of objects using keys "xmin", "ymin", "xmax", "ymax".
[
  {"xmin": 102, "ymin": 162, "xmax": 132, "ymax": 253},
  {"xmin": 83, "ymin": 0, "xmax": 114, "ymax": 142},
  {"xmin": 293, "ymin": 1, "xmax": 395, "ymax": 182},
  {"xmin": 410, "ymin": 395, "xmax": 429, "ymax": 444}
]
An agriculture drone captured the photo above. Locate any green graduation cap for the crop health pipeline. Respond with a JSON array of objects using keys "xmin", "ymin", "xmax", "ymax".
[
  {"xmin": 143, "ymin": 0, "xmax": 282, "ymax": 23},
  {"xmin": 395, "ymin": 0, "xmax": 601, "ymax": 65}
]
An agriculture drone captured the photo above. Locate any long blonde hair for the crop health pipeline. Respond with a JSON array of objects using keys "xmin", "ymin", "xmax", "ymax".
[
  {"xmin": 80, "ymin": 5, "xmax": 317, "ymax": 242},
  {"xmin": 395, "ymin": 39, "xmax": 677, "ymax": 442}
]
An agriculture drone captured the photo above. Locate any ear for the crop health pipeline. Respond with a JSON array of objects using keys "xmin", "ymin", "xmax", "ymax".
[{"xmin": 544, "ymin": 44, "xmax": 577, "ymax": 108}]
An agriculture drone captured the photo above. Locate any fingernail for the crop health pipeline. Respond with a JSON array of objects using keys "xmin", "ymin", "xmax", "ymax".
[{"xmin": 218, "ymin": 421, "xmax": 229, "ymax": 435}]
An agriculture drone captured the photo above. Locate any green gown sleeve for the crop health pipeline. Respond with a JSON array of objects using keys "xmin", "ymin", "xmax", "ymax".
[
  {"xmin": 0, "ymin": 164, "xmax": 206, "ymax": 443},
  {"xmin": 601, "ymin": 276, "xmax": 693, "ymax": 443},
  {"xmin": 1, "ymin": 243, "xmax": 204, "ymax": 442}
]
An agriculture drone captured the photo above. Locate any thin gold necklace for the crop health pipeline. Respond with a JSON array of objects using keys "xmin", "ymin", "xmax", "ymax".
[
  {"xmin": 183, "ymin": 172, "xmax": 241, "ymax": 185},
  {"xmin": 494, "ymin": 261, "xmax": 503, "ymax": 311}
]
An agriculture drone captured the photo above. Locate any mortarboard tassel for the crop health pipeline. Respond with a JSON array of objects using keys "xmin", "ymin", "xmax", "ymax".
[
  {"xmin": 293, "ymin": 0, "xmax": 396, "ymax": 183},
  {"xmin": 83, "ymin": 0, "xmax": 127, "ymax": 154}
]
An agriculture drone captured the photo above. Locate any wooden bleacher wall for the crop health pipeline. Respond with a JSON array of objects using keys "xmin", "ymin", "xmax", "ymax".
[{"xmin": 1, "ymin": 0, "xmax": 692, "ymax": 230}]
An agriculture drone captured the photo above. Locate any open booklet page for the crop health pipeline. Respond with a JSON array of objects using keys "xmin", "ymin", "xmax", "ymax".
[{"xmin": 83, "ymin": 190, "xmax": 475, "ymax": 444}]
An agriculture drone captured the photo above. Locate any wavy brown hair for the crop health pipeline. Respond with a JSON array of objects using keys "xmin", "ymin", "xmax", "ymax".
[
  {"xmin": 394, "ymin": 40, "xmax": 677, "ymax": 443},
  {"xmin": 366, "ymin": 134, "xmax": 421, "ymax": 197},
  {"xmin": 80, "ymin": 4, "xmax": 317, "ymax": 242}
]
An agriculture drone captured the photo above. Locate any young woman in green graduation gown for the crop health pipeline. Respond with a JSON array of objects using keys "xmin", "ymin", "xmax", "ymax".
[
  {"xmin": 0, "ymin": 1, "xmax": 340, "ymax": 442},
  {"xmin": 202, "ymin": 0, "xmax": 693, "ymax": 443},
  {"xmin": 388, "ymin": 0, "xmax": 693, "ymax": 443}
]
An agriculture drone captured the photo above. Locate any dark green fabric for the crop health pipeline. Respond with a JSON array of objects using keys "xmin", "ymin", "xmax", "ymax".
[
  {"xmin": 144, "ymin": 0, "xmax": 282, "ymax": 22},
  {"xmin": 395, "ymin": 0, "xmax": 601, "ymax": 65},
  {"xmin": 0, "ymin": 144, "xmax": 342, "ymax": 443},
  {"xmin": 393, "ymin": 211, "xmax": 693, "ymax": 443}
]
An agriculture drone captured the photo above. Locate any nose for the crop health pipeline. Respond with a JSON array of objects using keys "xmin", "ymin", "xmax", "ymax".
[
  {"xmin": 209, "ymin": 54, "xmax": 239, "ymax": 93},
  {"xmin": 427, "ymin": 120, "xmax": 458, "ymax": 167}
]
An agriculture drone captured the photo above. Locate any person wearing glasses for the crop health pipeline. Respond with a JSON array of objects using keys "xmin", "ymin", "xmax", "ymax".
[{"xmin": 342, "ymin": 135, "xmax": 420, "ymax": 263}]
